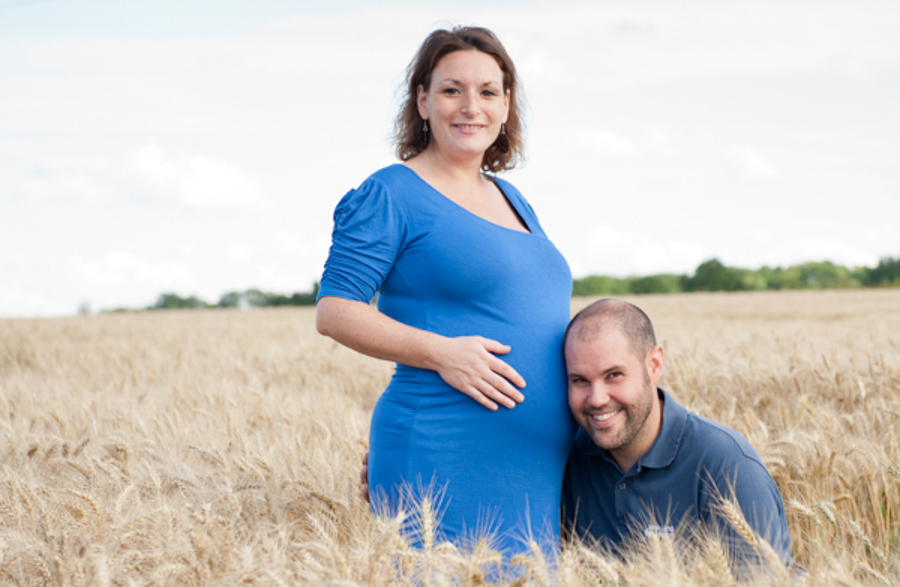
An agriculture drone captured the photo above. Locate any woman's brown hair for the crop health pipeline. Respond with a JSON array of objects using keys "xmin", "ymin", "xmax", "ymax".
[{"xmin": 393, "ymin": 26, "xmax": 524, "ymax": 173}]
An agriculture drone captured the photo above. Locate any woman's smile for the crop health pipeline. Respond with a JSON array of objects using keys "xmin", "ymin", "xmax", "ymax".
[{"xmin": 417, "ymin": 49, "xmax": 510, "ymax": 162}]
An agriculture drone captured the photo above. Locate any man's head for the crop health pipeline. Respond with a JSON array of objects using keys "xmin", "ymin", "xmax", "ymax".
[{"xmin": 564, "ymin": 299, "xmax": 665, "ymax": 472}]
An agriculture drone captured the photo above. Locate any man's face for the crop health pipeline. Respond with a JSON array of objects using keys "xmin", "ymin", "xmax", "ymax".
[{"xmin": 565, "ymin": 325, "xmax": 664, "ymax": 470}]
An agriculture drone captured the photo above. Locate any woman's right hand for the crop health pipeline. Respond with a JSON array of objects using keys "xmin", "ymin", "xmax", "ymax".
[
  {"xmin": 317, "ymin": 296, "xmax": 525, "ymax": 411},
  {"xmin": 433, "ymin": 335, "xmax": 526, "ymax": 411}
]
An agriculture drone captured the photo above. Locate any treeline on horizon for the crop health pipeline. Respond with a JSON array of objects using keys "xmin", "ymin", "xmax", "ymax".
[
  {"xmin": 573, "ymin": 255, "xmax": 900, "ymax": 296},
  {"xmin": 136, "ymin": 255, "xmax": 900, "ymax": 311},
  {"xmin": 135, "ymin": 284, "xmax": 321, "ymax": 311}
]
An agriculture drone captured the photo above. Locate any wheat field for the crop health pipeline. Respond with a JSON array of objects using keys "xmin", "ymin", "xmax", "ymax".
[{"xmin": 0, "ymin": 289, "xmax": 898, "ymax": 586}]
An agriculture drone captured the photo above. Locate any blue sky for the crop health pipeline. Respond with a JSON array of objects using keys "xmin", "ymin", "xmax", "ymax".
[{"xmin": 2, "ymin": 0, "xmax": 898, "ymax": 316}]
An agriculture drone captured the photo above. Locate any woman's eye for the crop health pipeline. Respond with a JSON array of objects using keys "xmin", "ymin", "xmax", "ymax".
[
  {"xmin": 442, "ymin": 88, "xmax": 459, "ymax": 95},
  {"xmin": 482, "ymin": 90, "xmax": 497, "ymax": 97}
]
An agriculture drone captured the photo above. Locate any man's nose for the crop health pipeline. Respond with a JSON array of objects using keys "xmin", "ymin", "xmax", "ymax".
[{"xmin": 587, "ymin": 384, "xmax": 610, "ymax": 409}]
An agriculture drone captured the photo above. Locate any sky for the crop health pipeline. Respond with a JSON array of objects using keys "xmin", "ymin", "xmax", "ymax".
[{"xmin": 1, "ymin": 0, "xmax": 898, "ymax": 317}]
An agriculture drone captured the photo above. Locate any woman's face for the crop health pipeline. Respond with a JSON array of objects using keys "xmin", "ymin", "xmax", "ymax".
[{"xmin": 417, "ymin": 49, "xmax": 510, "ymax": 163}]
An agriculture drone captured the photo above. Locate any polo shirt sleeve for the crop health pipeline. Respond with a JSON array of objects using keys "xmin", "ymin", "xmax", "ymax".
[{"xmin": 701, "ymin": 459, "xmax": 793, "ymax": 568}]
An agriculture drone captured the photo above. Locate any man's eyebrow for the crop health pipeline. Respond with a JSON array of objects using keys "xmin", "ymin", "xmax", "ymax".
[
  {"xmin": 601, "ymin": 364, "xmax": 625, "ymax": 375},
  {"xmin": 567, "ymin": 364, "xmax": 625, "ymax": 379}
]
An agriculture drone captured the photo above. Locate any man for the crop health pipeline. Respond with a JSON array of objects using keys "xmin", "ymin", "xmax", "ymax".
[{"xmin": 562, "ymin": 299, "xmax": 793, "ymax": 566}]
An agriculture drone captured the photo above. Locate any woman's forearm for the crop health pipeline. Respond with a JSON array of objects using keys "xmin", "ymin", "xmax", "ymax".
[
  {"xmin": 316, "ymin": 295, "xmax": 445, "ymax": 369},
  {"xmin": 315, "ymin": 295, "xmax": 526, "ymax": 410}
]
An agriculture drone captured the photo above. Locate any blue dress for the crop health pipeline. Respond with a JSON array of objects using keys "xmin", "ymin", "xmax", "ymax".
[{"xmin": 318, "ymin": 164, "xmax": 577, "ymax": 555}]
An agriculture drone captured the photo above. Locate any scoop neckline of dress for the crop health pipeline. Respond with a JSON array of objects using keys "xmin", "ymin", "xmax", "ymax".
[{"xmin": 393, "ymin": 164, "xmax": 534, "ymax": 236}]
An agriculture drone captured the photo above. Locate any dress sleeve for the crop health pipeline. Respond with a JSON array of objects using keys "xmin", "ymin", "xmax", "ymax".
[{"xmin": 317, "ymin": 177, "xmax": 407, "ymax": 303}]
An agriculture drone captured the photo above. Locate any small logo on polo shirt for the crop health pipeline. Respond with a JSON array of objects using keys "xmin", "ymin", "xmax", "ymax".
[{"xmin": 644, "ymin": 524, "xmax": 674, "ymax": 538}]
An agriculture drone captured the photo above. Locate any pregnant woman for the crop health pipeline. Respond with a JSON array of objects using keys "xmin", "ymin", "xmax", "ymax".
[{"xmin": 316, "ymin": 25, "xmax": 577, "ymax": 556}]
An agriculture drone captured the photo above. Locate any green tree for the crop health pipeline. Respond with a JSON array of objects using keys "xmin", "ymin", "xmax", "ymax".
[
  {"xmin": 217, "ymin": 291, "xmax": 242, "ymax": 308},
  {"xmin": 683, "ymin": 259, "xmax": 748, "ymax": 292},
  {"xmin": 217, "ymin": 284, "xmax": 320, "ymax": 308},
  {"xmin": 572, "ymin": 275, "xmax": 628, "ymax": 297},
  {"xmin": 797, "ymin": 261, "xmax": 858, "ymax": 289},
  {"xmin": 865, "ymin": 256, "xmax": 900, "ymax": 286},
  {"xmin": 628, "ymin": 274, "xmax": 682, "ymax": 294},
  {"xmin": 243, "ymin": 289, "xmax": 269, "ymax": 307},
  {"xmin": 153, "ymin": 293, "xmax": 208, "ymax": 309},
  {"xmin": 757, "ymin": 266, "xmax": 802, "ymax": 290}
]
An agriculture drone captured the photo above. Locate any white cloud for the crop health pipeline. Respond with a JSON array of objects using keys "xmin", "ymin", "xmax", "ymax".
[
  {"xmin": 131, "ymin": 144, "xmax": 267, "ymax": 209},
  {"xmin": 62, "ymin": 252, "xmax": 200, "ymax": 310},
  {"xmin": 14, "ymin": 145, "xmax": 266, "ymax": 209},
  {"xmin": 70, "ymin": 252, "xmax": 194, "ymax": 290},
  {"xmin": 19, "ymin": 166, "xmax": 108, "ymax": 204},
  {"xmin": 577, "ymin": 129, "xmax": 638, "ymax": 157},
  {"xmin": 0, "ymin": 284, "xmax": 71, "ymax": 318},
  {"xmin": 726, "ymin": 147, "xmax": 779, "ymax": 183},
  {"xmin": 516, "ymin": 48, "xmax": 552, "ymax": 77},
  {"xmin": 644, "ymin": 128, "xmax": 670, "ymax": 152},
  {"xmin": 571, "ymin": 225, "xmax": 707, "ymax": 277},
  {"xmin": 826, "ymin": 52, "xmax": 883, "ymax": 84},
  {"xmin": 227, "ymin": 244, "xmax": 254, "ymax": 263},
  {"xmin": 729, "ymin": 236, "xmax": 880, "ymax": 270}
]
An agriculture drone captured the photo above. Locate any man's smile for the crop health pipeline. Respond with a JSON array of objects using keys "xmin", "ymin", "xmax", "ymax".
[{"xmin": 589, "ymin": 409, "xmax": 623, "ymax": 427}]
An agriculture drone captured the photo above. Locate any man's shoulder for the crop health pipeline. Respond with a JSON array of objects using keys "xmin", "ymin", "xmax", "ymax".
[{"xmin": 680, "ymin": 410, "xmax": 767, "ymax": 471}]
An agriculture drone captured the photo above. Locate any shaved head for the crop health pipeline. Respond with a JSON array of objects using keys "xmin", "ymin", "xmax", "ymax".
[{"xmin": 564, "ymin": 299, "xmax": 657, "ymax": 358}]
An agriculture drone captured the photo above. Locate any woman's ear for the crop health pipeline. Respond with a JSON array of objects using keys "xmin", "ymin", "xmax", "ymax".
[
  {"xmin": 503, "ymin": 88, "xmax": 510, "ymax": 123},
  {"xmin": 417, "ymin": 84, "xmax": 428, "ymax": 120}
]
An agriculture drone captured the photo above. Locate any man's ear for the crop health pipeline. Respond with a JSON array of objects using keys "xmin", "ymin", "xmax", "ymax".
[{"xmin": 646, "ymin": 345, "xmax": 664, "ymax": 386}]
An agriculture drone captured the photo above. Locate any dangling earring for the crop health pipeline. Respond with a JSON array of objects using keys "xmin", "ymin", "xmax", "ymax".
[
  {"xmin": 500, "ymin": 123, "xmax": 506, "ymax": 135},
  {"xmin": 423, "ymin": 120, "xmax": 429, "ymax": 141}
]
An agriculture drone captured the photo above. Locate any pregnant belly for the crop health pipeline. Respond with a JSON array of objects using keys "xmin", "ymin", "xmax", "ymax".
[{"xmin": 379, "ymin": 367, "xmax": 576, "ymax": 450}]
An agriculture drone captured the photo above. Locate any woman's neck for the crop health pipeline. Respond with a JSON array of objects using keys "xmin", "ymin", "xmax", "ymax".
[{"xmin": 405, "ymin": 148, "xmax": 487, "ymax": 190}]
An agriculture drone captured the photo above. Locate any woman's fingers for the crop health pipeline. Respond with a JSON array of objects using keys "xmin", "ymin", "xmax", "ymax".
[
  {"xmin": 464, "ymin": 388, "xmax": 500, "ymax": 411},
  {"xmin": 360, "ymin": 452, "xmax": 370, "ymax": 503},
  {"xmin": 486, "ymin": 357, "xmax": 526, "ymax": 396},
  {"xmin": 461, "ymin": 338, "xmax": 527, "ymax": 409},
  {"xmin": 478, "ymin": 337, "xmax": 527, "ymax": 390},
  {"xmin": 434, "ymin": 335, "xmax": 528, "ymax": 410},
  {"xmin": 479, "ymin": 367, "xmax": 524, "ymax": 407}
]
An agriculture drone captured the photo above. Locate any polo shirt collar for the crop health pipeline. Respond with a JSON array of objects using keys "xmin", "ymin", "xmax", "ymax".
[
  {"xmin": 638, "ymin": 387, "xmax": 688, "ymax": 469},
  {"xmin": 587, "ymin": 387, "xmax": 688, "ymax": 470}
]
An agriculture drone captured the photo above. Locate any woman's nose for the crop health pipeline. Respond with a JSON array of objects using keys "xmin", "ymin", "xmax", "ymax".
[{"xmin": 461, "ymin": 91, "xmax": 479, "ymax": 115}]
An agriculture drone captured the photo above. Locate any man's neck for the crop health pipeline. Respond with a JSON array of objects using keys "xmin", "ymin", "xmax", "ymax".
[{"xmin": 611, "ymin": 394, "xmax": 665, "ymax": 474}]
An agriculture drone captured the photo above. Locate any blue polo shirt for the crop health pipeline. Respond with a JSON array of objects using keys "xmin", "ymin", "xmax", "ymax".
[{"xmin": 562, "ymin": 388, "xmax": 792, "ymax": 564}]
